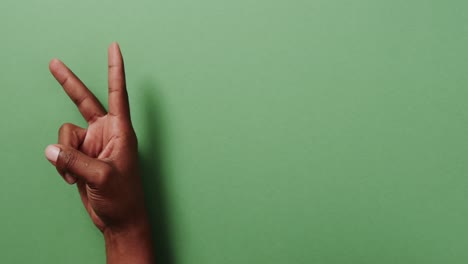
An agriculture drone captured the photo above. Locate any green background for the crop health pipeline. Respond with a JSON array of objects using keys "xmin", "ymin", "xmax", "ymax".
[{"xmin": 1, "ymin": 0, "xmax": 467, "ymax": 263}]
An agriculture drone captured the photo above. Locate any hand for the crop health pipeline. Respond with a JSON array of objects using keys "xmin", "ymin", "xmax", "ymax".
[{"xmin": 45, "ymin": 43, "xmax": 154, "ymax": 264}]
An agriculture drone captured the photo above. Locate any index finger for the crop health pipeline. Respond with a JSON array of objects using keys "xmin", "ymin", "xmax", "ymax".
[
  {"xmin": 108, "ymin": 42, "xmax": 130, "ymax": 120},
  {"xmin": 49, "ymin": 59, "xmax": 106, "ymax": 123}
]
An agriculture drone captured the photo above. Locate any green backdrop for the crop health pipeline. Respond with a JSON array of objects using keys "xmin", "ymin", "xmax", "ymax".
[{"xmin": 1, "ymin": 0, "xmax": 468, "ymax": 263}]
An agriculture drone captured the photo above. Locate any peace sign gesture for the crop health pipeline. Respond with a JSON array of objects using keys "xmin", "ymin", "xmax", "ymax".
[{"xmin": 45, "ymin": 43, "xmax": 154, "ymax": 263}]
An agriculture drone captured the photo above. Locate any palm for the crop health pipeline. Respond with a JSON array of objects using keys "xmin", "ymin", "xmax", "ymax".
[{"xmin": 81, "ymin": 116, "xmax": 121, "ymax": 159}]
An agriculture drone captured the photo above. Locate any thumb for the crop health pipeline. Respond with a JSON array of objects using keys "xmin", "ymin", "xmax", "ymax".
[{"xmin": 45, "ymin": 144, "xmax": 112, "ymax": 187}]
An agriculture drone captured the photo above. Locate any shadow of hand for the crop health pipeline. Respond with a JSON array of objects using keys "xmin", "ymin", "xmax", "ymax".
[{"xmin": 139, "ymin": 79, "xmax": 175, "ymax": 264}]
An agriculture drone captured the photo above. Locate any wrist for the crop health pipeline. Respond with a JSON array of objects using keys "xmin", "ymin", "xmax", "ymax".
[{"xmin": 104, "ymin": 215, "xmax": 155, "ymax": 264}]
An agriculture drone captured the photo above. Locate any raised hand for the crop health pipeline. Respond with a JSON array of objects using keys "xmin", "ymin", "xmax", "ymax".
[{"xmin": 45, "ymin": 43, "xmax": 154, "ymax": 264}]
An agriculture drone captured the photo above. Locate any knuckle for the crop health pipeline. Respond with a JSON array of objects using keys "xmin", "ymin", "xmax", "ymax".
[
  {"xmin": 59, "ymin": 76, "xmax": 69, "ymax": 86},
  {"xmin": 73, "ymin": 95, "xmax": 88, "ymax": 108},
  {"xmin": 58, "ymin": 123, "xmax": 74, "ymax": 135},
  {"xmin": 95, "ymin": 164, "xmax": 113, "ymax": 186},
  {"xmin": 108, "ymin": 85, "xmax": 119, "ymax": 94},
  {"xmin": 61, "ymin": 150, "xmax": 78, "ymax": 171}
]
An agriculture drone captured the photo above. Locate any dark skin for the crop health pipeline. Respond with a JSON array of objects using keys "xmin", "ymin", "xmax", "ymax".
[{"xmin": 45, "ymin": 43, "xmax": 155, "ymax": 264}]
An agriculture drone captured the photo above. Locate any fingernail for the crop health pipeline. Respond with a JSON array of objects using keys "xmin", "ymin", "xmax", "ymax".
[
  {"xmin": 64, "ymin": 173, "xmax": 77, "ymax": 185},
  {"xmin": 45, "ymin": 145, "xmax": 60, "ymax": 164}
]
